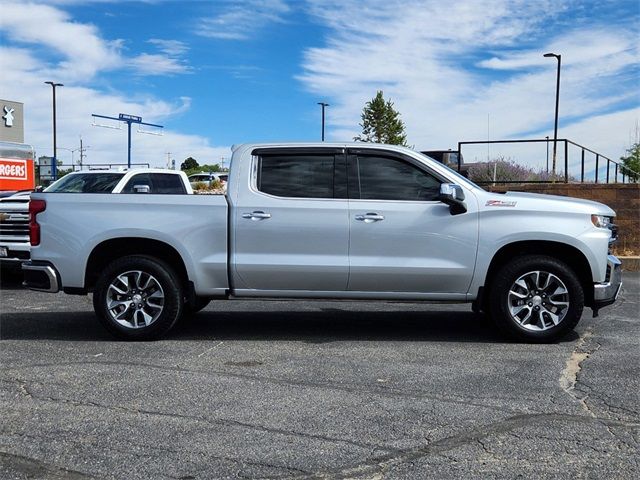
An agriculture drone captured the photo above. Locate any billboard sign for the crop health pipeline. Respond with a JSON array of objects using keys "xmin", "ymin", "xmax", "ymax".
[{"xmin": 0, "ymin": 157, "xmax": 35, "ymax": 190}]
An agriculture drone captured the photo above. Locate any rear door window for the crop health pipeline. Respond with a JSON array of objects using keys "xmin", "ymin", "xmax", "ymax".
[
  {"xmin": 257, "ymin": 154, "xmax": 335, "ymax": 198},
  {"xmin": 121, "ymin": 173, "xmax": 186, "ymax": 194}
]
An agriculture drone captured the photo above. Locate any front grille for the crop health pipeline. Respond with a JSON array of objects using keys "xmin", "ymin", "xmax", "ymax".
[{"xmin": 0, "ymin": 212, "xmax": 30, "ymax": 243}]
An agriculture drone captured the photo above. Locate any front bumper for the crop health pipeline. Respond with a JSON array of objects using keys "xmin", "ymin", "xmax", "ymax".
[
  {"xmin": 0, "ymin": 242, "xmax": 30, "ymax": 265},
  {"xmin": 22, "ymin": 261, "xmax": 60, "ymax": 293},
  {"xmin": 593, "ymin": 255, "xmax": 622, "ymax": 309}
]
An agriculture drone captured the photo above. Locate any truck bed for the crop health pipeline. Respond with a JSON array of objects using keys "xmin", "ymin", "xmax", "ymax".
[{"xmin": 31, "ymin": 193, "xmax": 229, "ymax": 296}]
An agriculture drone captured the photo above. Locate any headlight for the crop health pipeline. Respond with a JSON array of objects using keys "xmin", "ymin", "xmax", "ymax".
[{"xmin": 591, "ymin": 214, "xmax": 612, "ymax": 228}]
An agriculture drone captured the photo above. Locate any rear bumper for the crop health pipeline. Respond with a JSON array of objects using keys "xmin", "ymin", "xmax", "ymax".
[
  {"xmin": 593, "ymin": 255, "xmax": 622, "ymax": 309},
  {"xmin": 22, "ymin": 261, "xmax": 60, "ymax": 293}
]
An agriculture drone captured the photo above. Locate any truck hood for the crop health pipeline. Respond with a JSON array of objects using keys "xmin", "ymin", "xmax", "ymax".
[{"xmin": 483, "ymin": 191, "xmax": 615, "ymax": 216}]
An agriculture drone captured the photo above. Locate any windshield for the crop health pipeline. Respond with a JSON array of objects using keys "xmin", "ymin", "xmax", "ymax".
[
  {"xmin": 45, "ymin": 173, "xmax": 125, "ymax": 193},
  {"xmin": 416, "ymin": 152, "xmax": 484, "ymax": 191}
]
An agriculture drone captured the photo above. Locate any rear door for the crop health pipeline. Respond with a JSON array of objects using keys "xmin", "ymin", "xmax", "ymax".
[
  {"xmin": 232, "ymin": 147, "xmax": 350, "ymax": 292},
  {"xmin": 346, "ymin": 149, "xmax": 478, "ymax": 295}
]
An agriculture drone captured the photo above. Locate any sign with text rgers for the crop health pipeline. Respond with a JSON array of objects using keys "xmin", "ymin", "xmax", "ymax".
[{"xmin": 0, "ymin": 157, "xmax": 35, "ymax": 191}]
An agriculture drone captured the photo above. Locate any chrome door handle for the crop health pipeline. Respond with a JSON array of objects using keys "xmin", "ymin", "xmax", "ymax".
[
  {"xmin": 355, "ymin": 212, "xmax": 385, "ymax": 223},
  {"xmin": 242, "ymin": 211, "xmax": 272, "ymax": 220}
]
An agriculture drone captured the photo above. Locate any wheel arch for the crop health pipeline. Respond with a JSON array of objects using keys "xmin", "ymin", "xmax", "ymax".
[
  {"xmin": 85, "ymin": 237, "xmax": 189, "ymax": 292},
  {"xmin": 482, "ymin": 240, "xmax": 594, "ymax": 308}
]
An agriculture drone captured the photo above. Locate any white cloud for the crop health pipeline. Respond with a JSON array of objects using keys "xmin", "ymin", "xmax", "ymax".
[
  {"xmin": 128, "ymin": 53, "xmax": 192, "ymax": 76},
  {"xmin": 0, "ymin": 1, "xmax": 192, "ymax": 77},
  {"xmin": 299, "ymin": 0, "xmax": 639, "ymax": 161},
  {"xmin": 0, "ymin": 1, "xmax": 121, "ymax": 78},
  {"xmin": 0, "ymin": 3, "xmax": 227, "ymax": 168},
  {"xmin": 147, "ymin": 38, "xmax": 189, "ymax": 57},
  {"xmin": 196, "ymin": 0, "xmax": 290, "ymax": 40}
]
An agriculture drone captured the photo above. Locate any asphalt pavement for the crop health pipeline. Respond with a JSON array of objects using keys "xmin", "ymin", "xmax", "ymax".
[{"xmin": 1, "ymin": 270, "xmax": 638, "ymax": 479}]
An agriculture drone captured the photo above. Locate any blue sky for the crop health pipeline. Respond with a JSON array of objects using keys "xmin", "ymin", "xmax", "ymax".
[{"xmin": 0, "ymin": 0, "xmax": 638, "ymax": 171}]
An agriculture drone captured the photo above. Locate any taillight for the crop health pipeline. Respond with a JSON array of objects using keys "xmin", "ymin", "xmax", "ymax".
[{"xmin": 29, "ymin": 199, "xmax": 46, "ymax": 246}]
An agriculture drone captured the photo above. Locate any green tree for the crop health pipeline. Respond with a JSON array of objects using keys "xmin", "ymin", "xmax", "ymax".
[
  {"xmin": 180, "ymin": 157, "xmax": 199, "ymax": 171},
  {"xmin": 620, "ymin": 142, "xmax": 640, "ymax": 182},
  {"xmin": 354, "ymin": 90, "xmax": 408, "ymax": 146},
  {"xmin": 55, "ymin": 159, "xmax": 73, "ymax": 179}
]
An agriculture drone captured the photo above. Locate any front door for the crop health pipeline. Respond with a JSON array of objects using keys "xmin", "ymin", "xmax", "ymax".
[{"xmin": 346, "ymin": 150, "xmax": 478, "ymax": 295}]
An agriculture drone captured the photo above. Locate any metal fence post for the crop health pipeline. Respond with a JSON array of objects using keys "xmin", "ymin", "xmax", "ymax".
[
  {"xmin": 564, "ymin": 140, "xmax": 568, "ymax": 183},
  {"xmin": 595, "ymin": 154, "xmax": 599, "ymax": 183}
]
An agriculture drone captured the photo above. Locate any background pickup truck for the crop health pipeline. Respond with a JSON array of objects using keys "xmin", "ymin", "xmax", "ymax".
[{"xmin": 23, "ymin": 143, "xmax": 622, "ymax": 342}]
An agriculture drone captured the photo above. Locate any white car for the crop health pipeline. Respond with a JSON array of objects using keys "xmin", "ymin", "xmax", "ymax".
[
  {"xmin": 188, "ymin": 172, "xmax": 228, "ymax": 188},
  {"xmin": 46, "ymin": 168, "xmax": 193, "ymax": 194},
  {"xmin": 0, "ymin": 169, "xmax": 192, "ymax": 268}
]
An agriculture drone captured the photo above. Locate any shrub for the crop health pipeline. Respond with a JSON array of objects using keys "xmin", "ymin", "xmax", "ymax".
[{"xmin": 468, "ymin": 157, "xmax": 565, "ymax": 184}]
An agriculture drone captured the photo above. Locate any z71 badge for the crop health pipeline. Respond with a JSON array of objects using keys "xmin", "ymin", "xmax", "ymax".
[{"xmin": 486, "ymin": 200, "xmax": 517, "ymax": 207}]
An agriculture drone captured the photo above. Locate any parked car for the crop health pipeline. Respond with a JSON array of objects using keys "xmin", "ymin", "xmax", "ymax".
[
  {"xmin": 1, "ymin": 169, "xmax": 192, "ymax": 268},
  {"xmin": 188, "ymin": 172, "xmax": 228, "ymax": 188},
  {"xmin": 24, "ymin": 143, "xmax": 621, "ymax": 342},
  {"xmin": 46, "ymin": 168, "xmax": 193, "ymax": 194}
]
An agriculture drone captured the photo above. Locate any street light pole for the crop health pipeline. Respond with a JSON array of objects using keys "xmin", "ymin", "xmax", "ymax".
[
  {"xmin": 45, "ymin": 81, "xmax": 63, "ymax": 180},
  {"xmin": 317, "ymin": 102, "xmax": 329, "ymax": 141},
  {"xmin": 543, "ymin": 53, "xmax": 561, "ymax": 176}
]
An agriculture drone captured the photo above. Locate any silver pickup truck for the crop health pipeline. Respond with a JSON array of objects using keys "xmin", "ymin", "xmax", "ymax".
[{"xmin": 23, "ymin": 143, "xmax": 622, "ymax": 342}]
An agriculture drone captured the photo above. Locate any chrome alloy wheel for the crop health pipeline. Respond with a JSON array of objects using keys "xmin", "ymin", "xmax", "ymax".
[
  {"xmin": 106, "ymin": 270, "xmax": 165, "ymax": 329},
  {"xmin": 507, "ymin": 270, "xmax": 570, "ymax": 331}
]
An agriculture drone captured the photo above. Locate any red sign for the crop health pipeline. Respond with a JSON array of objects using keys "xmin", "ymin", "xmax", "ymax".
[{"xmin": 0, "ymin": 158, "xmax": 35, "ymax": 191}]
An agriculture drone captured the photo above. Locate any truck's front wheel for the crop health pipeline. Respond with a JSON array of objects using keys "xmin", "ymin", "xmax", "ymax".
[
  {"xmin": 93, "ymin": 255, "xmax": 183, "ymax": 340},
  {"xmin": 490, "ymin": 255, "xmax": 584, "ymax": 342}
]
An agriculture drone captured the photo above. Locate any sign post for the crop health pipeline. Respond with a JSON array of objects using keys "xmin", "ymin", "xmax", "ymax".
[{"xmin": 91, "ymin": 113, "xmax": 163, "ymax": 167}]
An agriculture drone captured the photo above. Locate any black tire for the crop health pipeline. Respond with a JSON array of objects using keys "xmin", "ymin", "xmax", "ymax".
[
  {"xmin": 93, "ymin": 255, "xmax": 183, "ymax": 340},
  {"xmin": 489, "ymin": 255, "xmax": 584, "ymax": 343},
  {"xmin": 184, "ymin": 297, "xmax": 211, "ymax": 315}
]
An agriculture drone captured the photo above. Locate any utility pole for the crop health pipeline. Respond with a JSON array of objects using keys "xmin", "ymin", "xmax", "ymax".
[{"xmin": 78, "ymin": 137, "xmax": 89, "ymax": 169}]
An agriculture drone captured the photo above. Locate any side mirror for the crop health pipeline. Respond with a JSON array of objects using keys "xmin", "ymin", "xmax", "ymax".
[
  {"xmin": 439, "ymin": 183, "xmax": 467, "ymax": 215},
  {"xmin": 133, "ymin": 184, "xmax": 151, "ymax": 194}
]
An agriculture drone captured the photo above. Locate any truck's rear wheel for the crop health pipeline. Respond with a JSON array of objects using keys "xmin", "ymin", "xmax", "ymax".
[
  {"xmin": 489, "ymin": 255, "xmax": 584, "ymax": 342},
  {"xmin": 93, "ymin": 255, "xmax": 183, "ymax": 340}
]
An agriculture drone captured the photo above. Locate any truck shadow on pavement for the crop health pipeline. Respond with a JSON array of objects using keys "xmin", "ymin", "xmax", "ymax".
[
  {"xmin": 0, "ymin": 308, "xmax": 578, "ymax": 344},
  {"xmin": 0, "ymin": 269, "xmax": 25, "ymax": 291}
]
